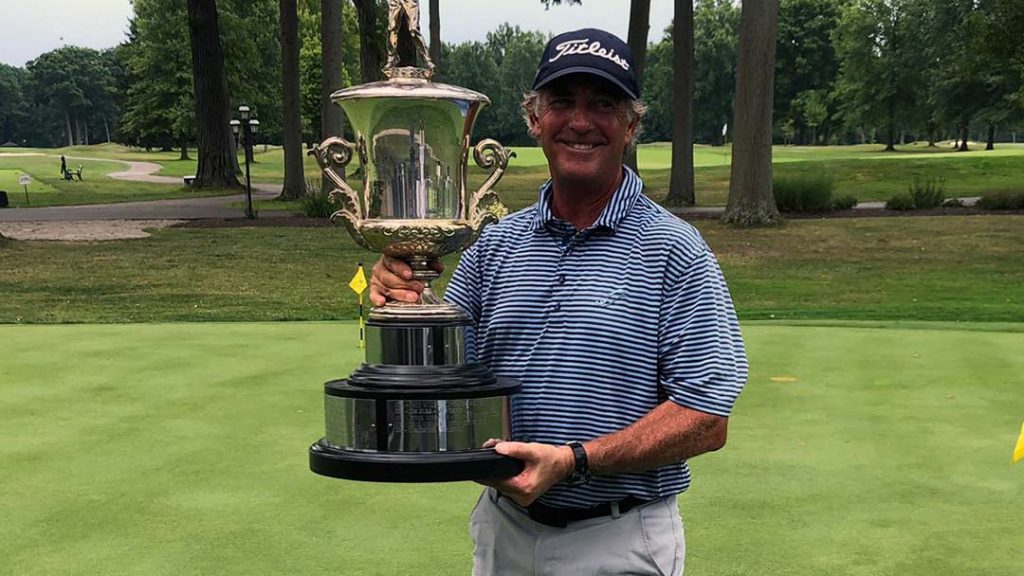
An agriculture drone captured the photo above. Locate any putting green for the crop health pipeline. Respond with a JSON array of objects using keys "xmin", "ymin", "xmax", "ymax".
[{"xmin": 0, "ymin": 322, "xmax": 1020, "ymax": 575}]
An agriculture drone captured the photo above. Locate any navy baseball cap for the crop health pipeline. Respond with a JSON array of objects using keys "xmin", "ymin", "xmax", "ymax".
[{"xmin": 532, "ymin": 28, "xmax": 639, "ymax": 99}]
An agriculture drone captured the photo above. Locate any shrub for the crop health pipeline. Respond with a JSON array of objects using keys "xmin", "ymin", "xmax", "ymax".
[
  {"xmin": 832, "ymin": 194, "xmax": 858, "ymax": 210},
  {"xmin": 773, "ymin": 174, "xmax": 835, "ymax": 212},
  {"xmin": 301, "ymin": 177, "xmax": 336, "ymax": 218},
  {"xmin": 907, "ymin": 176, "xmax": 945, "ymax": 209},
  {"xmin": 885, "ymin": 193, "xmax": 915, "ymax": 211},
  {"xmin": 977, "ymin": 191, "xmax": 1024, "ymax": 210}
]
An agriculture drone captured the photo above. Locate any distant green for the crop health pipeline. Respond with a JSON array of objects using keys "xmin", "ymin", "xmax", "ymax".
[{"xmin": 4, "ymin": 142, "xmax": 1024, "ymax": 208}]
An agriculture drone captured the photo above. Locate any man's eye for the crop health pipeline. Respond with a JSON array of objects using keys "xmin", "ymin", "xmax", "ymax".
[{"xmin": 548, "ymin": 98, "xmax": 571, "ymax": 108}]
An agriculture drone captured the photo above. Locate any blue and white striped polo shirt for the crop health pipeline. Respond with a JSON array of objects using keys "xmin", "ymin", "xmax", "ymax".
[{"xmin": 445, "ymin": 167, "xmax": 748, "ymax": 508}]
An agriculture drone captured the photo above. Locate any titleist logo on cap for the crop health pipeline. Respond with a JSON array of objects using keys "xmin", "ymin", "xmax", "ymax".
[{"xmin": 549, "ymin": 39, "xmax": 630, "ymax": 71}]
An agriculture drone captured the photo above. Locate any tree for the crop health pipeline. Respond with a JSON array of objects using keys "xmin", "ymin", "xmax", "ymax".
[
  {"xmin": 666, "ymin": 0, "xmax": 695, "ymax": 206},
  {"xmin": 25, "ymin": 47, "xmax": 118, "ymax": 147},
  {"xmin": 429, "ymin": 0, "xmax": 441, "ymax": 70},
  {"xmin": 774, "ymin": 0, "xmax": 840, "ymax": 145},
  {"xmin": 122, "ymin": 0, "xmax": 195, "ymax": 156},
  {"xmin": 0, "ymin": 64, "xmax": 30, "ymax": 145},
  {"xmin": 321, "ymin": 0, "xmax": 346, "ymax": 138},
  {"xmin": 186, "ymin": 0, "xmax": 241, "ymax": 188},
  {"xmin": 833, "ymin": 0, "xmax": 925, "ymax": 151},
  {"xmin": 623, "ymin": 0, "xmax": 651, "ymax": 174},
  {"xmin": 280, "ymin": 0, "xmax": 305, "ymax": 199},
  {"xmin": 722, "ymin": 0, "xmax": 780, "ymax": 226},
  {"xmin": 693, "ymin": 0, "xmax": 740, "ymax": 145},
  {"xmin": 352, "ymin": 0, "xmax": 384, "ymax": 83}
]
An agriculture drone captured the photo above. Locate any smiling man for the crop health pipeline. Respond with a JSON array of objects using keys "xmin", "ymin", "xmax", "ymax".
[{"xmin": 371, "ymin": 29, "xmax": 748, "ymax": 575}]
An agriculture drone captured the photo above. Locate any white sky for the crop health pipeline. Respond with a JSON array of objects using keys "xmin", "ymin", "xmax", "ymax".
[{"xmin": 0, "ymin": 0, "xmax": 675, "ymax": 67}]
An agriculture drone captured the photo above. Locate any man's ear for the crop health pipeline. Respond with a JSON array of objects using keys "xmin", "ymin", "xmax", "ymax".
[{"xmin": 528, "ymin": 114, "xmax": 542, "ymax": 138}]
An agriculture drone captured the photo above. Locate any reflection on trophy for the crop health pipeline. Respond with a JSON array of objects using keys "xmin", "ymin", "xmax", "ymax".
[{"xmin": 307, "ymin": 1, "xmax": 522, "ymax": 483}]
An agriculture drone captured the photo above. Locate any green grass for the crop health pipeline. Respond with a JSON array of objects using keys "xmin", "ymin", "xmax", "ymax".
[
  {"xmin": 1, "ymin": 216, "xmax": 1021, "ymax": 324},
  {"xmin": 0, "ymin": 154, "xmax": 236, "ymax": 207},
  {"xmin": 0, "ymin": 322, "xmax": 1020, "ymax": 575},
  {"xmin": 6, "ymin": 142, "xmax": 1024, "ymax": 208}
]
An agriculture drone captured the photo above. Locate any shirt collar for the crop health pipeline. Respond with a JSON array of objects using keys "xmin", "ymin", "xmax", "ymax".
[{"xmin": 530, "ymin": 166, "xmax": 644, "ymax": 233}]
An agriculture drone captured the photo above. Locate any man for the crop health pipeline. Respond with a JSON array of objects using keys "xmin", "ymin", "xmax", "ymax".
[{"xmin": 371, "ymin": 28, "xmax": 747, "ymax": 575}]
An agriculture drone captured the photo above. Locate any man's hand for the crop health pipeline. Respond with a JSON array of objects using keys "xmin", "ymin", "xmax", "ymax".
[
  {"xmin": 482, "ymin": 441, "xmax": 575, "ymax": 507},
  {"xmin": 368, "ymin": 256, "xmax": 443, "ymax": 306}
]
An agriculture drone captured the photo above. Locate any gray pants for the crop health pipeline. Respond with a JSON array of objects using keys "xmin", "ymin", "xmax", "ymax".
[{"xmin": 470, "ymin": 488, "xmax": 685, "ymax": 575}]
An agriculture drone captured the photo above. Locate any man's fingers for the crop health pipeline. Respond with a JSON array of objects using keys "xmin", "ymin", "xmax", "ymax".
[{"xmin": 369, "ymin": 256, "xmax": 425, "ymax": 305}]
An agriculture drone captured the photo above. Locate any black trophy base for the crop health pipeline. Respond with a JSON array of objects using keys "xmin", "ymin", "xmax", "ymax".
[{"xmin": 309, "ymin": 439, "xmax": 524, "ymax": 483}]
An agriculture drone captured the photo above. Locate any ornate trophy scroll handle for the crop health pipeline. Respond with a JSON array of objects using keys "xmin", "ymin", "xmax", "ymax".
[
  {"xmin": 308, "ymin": 137, "xmax": 369, "ymax": 249},
  {"xmin": 383, "ymin": 0, "xmax": 435, "ymax": 81},
  {"xmin": 465, "ymin": 139, "xmax": 514, "ymax": 247}
]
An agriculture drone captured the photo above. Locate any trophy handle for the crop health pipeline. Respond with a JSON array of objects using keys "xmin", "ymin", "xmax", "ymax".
[
  {"xmin": 466, "ymin": 139, "xmax": 515, "ymax": 247},
  {"xmin": 308, "ymin": 137, "xmax": 369, "ymax": 249}
]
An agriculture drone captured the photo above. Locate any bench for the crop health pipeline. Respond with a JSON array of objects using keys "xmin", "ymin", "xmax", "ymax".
[
  {"xmin": 63, "ymin": 166, "xmax": 83, "ymax": 181},
  {"xmin": 184, "ymin": 175, "xmax": 196, "ymax": 187}
]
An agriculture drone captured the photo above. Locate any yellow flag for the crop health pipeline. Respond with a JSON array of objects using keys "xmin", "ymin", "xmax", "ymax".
[
  {"xmin": 348, "ymin": 264, "xmax": 367, "ymax": 295},
  {"xmin": 1013, "ymin": 420, "xmax": 1024, "ymax": 464}
]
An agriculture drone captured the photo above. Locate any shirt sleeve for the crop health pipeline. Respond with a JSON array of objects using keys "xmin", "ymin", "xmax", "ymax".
[
  {"xmin": 657, "ymin": 247, "xmax": 748, "ymax": 417},
  {"xmin": 443, "ymin": 241, "xmax": 482, "ymax": 324}
]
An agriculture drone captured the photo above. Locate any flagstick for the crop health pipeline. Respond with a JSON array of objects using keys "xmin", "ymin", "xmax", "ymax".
[{"xmin": 358, "ymin": 291, "xmax": 365, "ymax": 349}]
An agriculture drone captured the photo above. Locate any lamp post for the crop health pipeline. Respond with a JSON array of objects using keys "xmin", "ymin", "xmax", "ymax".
[{"xmin": 230, "ymin": 105, "xmax": 260, "ymax": 219}]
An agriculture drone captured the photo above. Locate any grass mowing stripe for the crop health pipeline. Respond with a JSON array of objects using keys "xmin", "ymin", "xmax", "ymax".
[{"xmin": 0, "ymin": 323, "xmax": 1021, "ymax": 575}]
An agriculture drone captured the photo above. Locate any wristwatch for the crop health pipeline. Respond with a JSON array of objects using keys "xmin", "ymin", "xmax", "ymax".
[{"xmin": 565, "ymin": 441, "xmax": 592, "ymax": 486}]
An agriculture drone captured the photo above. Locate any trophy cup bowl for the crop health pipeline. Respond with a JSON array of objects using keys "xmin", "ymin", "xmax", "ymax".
[{"xmin": 306, "ymin": 33, "xmax": 522, "ymax": 482}]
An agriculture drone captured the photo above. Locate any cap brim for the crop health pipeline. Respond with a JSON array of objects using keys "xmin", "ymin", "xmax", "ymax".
[{"xmin": 533, "ymin": 66, "xmax": 638, "ymax": 100}]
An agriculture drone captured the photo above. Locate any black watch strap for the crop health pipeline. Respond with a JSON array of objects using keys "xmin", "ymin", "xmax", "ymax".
[{"xmin": 565, "ymin": 441, "xmax": 592, "ymax": 486}]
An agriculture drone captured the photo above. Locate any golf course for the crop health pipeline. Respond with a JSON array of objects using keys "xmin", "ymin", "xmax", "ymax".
[{"xmin": 1, "ymin": 141, "xmax": 1022, "ymax": 573}]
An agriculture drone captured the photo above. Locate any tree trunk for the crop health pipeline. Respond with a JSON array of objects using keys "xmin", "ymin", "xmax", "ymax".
[
  {"xmin": 279, "ymin": 0, "xmax": 305, "ymax": 199},
  {"xmin": 179, "ymin": 135, "xmax": 190, "ymax": 160},
  {"xmin": 64, "ymin": 111, "xmax": 73, "ymax": 147},
  {"xmin": 353, "ymin": 0, "xmax": 383, "ymax": 83},
  {"xmin": 74, "ymin": 113, "xmax": 82, "ymax": 146},
  {"xmin": 884, "ymin": 100, "xmax": 896, "ymax": 151},
  {"xmin": 986, "ymin": 123, "xmax": 995, "ymax": 150},
  {"xmin": 321, "ymin": 0, "xmax": 346, "ymax": 193},
  {"xmin": 958, "ymin": 120, "xmax": 969, "ymax": 151},
  {"xmin": 722, "ymin": 0, "xmax": 780, "ymax": 227},
  {"xmin": 429, "ymin": 0, "xmax": 441, "ymax": 73},
  {"xmin": 666, "ymin": 0, "xmax": 695, "ymax": 206},
  {"xmin": 104, "ymin": 116, "xmax": 111, "ymax": 143},
  {"xmin": 186, "ymin": 0, "xmax": 241, "ymax": 188},
  {"xmin": 623, "ymin": 0, "xmax": 651, "ymax": 175}
]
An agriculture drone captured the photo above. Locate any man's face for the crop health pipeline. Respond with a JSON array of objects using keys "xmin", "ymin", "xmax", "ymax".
[{"xmin": 530, "ymin": 75, "xmax": 637, "ymax": 191}]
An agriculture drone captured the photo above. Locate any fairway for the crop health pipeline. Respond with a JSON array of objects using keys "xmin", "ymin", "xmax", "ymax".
[{"xmin": 1, "ymin": 322, "xmax": 1021, "ymax": 575}]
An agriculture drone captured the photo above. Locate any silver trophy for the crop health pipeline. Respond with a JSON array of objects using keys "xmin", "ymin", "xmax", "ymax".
[{"xmin": 307, "ymin": 1, "xmax": 522, "ymax": 482}]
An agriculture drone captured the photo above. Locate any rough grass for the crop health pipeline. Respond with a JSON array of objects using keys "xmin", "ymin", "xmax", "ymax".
[
  {"xmin": 0, "ymin": 322, "xmax": 1020, "ymax": 575},
  {"xmin": 0, "ymin": 216, "xmax": 1021, "ymax": 324}
]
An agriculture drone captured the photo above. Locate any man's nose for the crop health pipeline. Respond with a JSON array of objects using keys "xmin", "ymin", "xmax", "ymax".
[{"xmin": 568, "ymin": 104, "xmax": 593, "ymax": 130}]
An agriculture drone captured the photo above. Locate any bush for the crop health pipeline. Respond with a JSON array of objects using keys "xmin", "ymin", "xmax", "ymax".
[
  {"xmin": 885, "ymin": 193, "xmax": 915, "ymax": 211},
  {"xmin": 300, "ymin": 177, "xmax": 336, "ymax": 219},
  {"xmin": 832, "ymin": 194, "xmax": 858, "ymax": 210},
  {"xmin": 977, "ymin": 191, "xmax": 1024, "ymax": 210},
  {"xmin": 908, "ymin": 176, "xmax": 945, "ymax": 209},
  {"xmin": 773, "ymin": 174, "xmax": 835, "ymax": 212}
]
